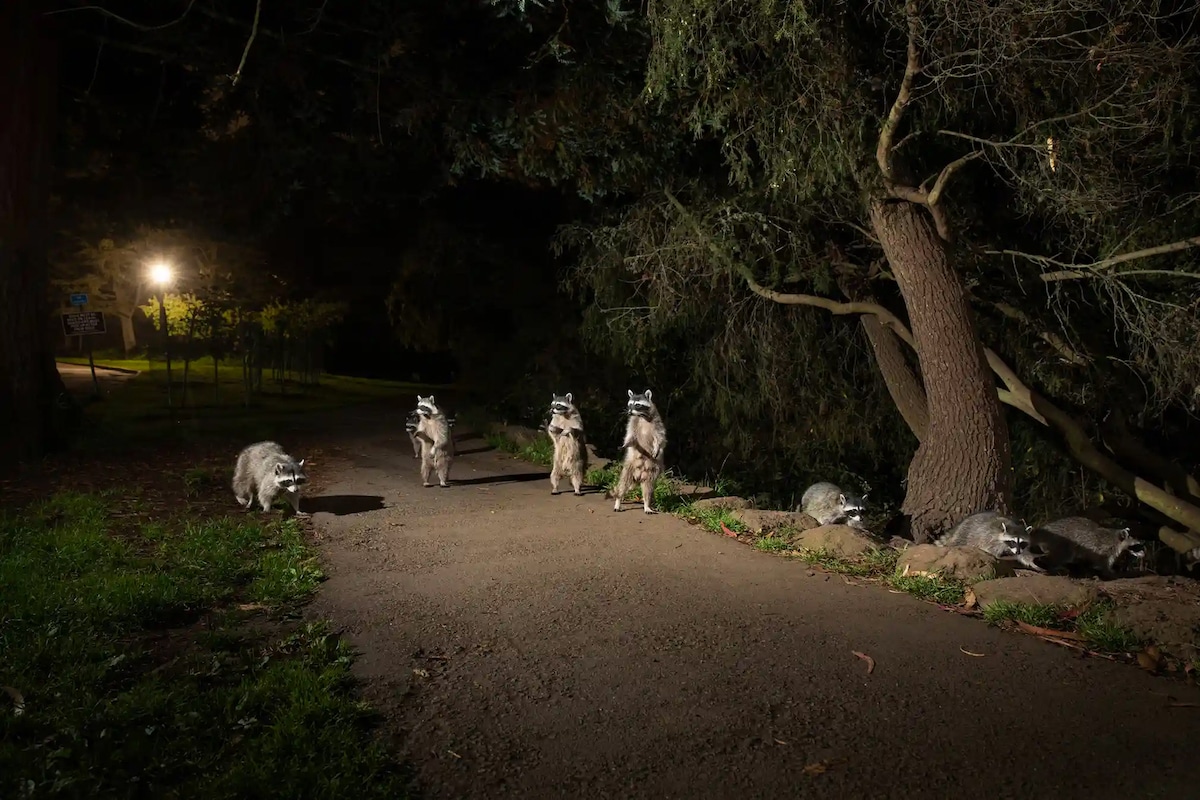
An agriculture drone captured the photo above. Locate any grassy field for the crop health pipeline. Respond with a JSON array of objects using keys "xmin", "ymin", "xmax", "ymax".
[
  {"xmin": 58, "ymin": 355, "xmax": 444, "ymax": 449},
  {"xmin": 0, "ymin": 358, "xmax": 430, "ymax": 796},
  {"xmin": 0, "ymin": 490, "xmax": 410, "ymax": 798}
]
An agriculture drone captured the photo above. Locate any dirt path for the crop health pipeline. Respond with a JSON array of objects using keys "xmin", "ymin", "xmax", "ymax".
[{"xmin": 302, "ymin": 406, "xmax": 1200, "ymax": 799}]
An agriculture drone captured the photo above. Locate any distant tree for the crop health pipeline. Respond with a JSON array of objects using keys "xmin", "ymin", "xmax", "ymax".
[{"xmin": 0, "ymin": 0, "xmax": 77, "ymax": 465}]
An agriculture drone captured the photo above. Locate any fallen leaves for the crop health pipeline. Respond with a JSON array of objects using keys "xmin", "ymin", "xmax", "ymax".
[
  {"xmin": 802, "ymin": 757, "xmax": 846, "ymax": 776},
  {"xmin": 719, "ymin": 522, "xmax": 739, "ymax": 538},
  {"xmin": 851, "ymin": 650, "xmax": 875, "ymax": 674},
  {"xmin": 959, "ymin": 647, "xmax": 986, "ymax": 657}
]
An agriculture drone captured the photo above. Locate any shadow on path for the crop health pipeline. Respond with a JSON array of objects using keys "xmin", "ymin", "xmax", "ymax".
[
  {"xmin": 448, "ymin": 472, "xmax": 547, "ymax": 486},
  {"xmin": 306, "ymin": 494, "xmax": 388, "ymax": 515}
]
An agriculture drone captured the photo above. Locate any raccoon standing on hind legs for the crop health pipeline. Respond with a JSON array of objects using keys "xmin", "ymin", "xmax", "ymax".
[
  {"xmin": 547, "ymin": 392, "xmax": 588, "ymax": 496},
  {"xmin": 612, "ymin": 389, "xmax": 667, "ymax": 514},
  {"xmin": 413, "ymin": 394, "xmax": 453, "ymax": 488}
]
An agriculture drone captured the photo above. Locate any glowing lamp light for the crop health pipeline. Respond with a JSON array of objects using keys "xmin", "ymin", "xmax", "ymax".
[{"xmin": 149, "ymin": 262, "xmax": 173, "ymax": 286}]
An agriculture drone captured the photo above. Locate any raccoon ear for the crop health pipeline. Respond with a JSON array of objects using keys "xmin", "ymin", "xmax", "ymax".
[
  {"xmin": 428, "ymin": 395, "xmax": 435, "ymax": 404},
  {"xmin": 297, "ymin": 459, "xmax": 305, "ymax": 469},
  {"xmin": 861, "ymin": 492, "xmax": 868, "ymax": 501},
  {"xmin": 627, "ymin": 389, "xmax": 634, "ymax": 399},
  {"xmin": 1118, "ymin": 528, "xmax": 1131, "ymax": 540},
  {"xmin": 565, "ymin": 392, "xmax": 573, "ymax": 403},
  {"xmin": 274, "ymin": 463, "xmax": 283, "ymax": 474},
  {"xmin": 838, "ymin": 493, "xmax": 846, "ymax": 505},
  {"xmin": 1000, "ymin": 522, "xmax": 1009, "ymax": 535},
  {"xmin": 644, "ymin": 389, "xmax": 652, "ymax": 400}
]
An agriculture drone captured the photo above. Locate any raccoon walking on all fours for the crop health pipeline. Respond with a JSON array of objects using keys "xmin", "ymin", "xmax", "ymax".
[
  {"xmin": 936, "ymin": 510, "xmax": 1032, "ymax": 561},
  {"xmin": 1025, "ymin": 516, "xmax": 1147, "ymax": 575},
  {"xmin": 612, "ymin": 389, "xmax": 667, "ymax": 514},
  {"xmin": 546, "ymin": 392, "xmax": 588, "ymax": 496},
  {"xmin": 799, "ymin": 482, "xmax": 868, "ymax": 528},
  {"xmin": 232, "ymin": 441, "xmax": 309, "ymax": 516},
  {"xmin": 413, "ymin": 394, "xmax": 453, "ymax": 488}
]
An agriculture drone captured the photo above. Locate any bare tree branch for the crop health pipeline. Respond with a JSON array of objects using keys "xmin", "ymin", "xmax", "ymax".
[
  {"xmin": 989, "ymin": 301, "xmax": 1091, "ymax": 367},
  {"xmin": 742, "ymin": 277, "xmax": 917, "ymax": 349},
  {"xmin": 989, "ymin": 236, "xmax": 1200, "ymax": 282},
  {"xmin": 230, "ymin": 0, "xmax": 263, "ymax": 88},
  {"xmin": 45, "ymin": 0, "xmax": 198, "ymax": 31},
  {"xmin": 876, "ymin": 0, "xmax": 921, "ymax": 185}
]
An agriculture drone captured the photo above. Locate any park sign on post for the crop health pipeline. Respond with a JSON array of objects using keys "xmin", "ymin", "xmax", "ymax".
[
  {"xmin": 61, "ymin": 310, "xmax": 106, "ymax": 337},
  {"xmin": 70, "ymin": 292, "xmax": 88, "ymax": 307}
]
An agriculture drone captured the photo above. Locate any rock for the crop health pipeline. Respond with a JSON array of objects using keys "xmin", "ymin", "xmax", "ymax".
[
  {"xmin": 676, "ymin": 484, "xmax": 718, "ymax": 501},
  {"xmin": 970, "ymin": 575, "xmax": 1099, "ymax": 610},
  {"xmin": 887, "ymin": 536, "xmax": 913, "ymax": 552},
  {"xmin": 791, "ymin": 524, "xmax": 881, "ymax": 558},
  {"xmin": 897, "ymin": 545, "xmax": 1006, "ymax": 583},
  {"xmin": 585, "ymin": 444, "xmax": 612, "ymax": 469},
  {"xmin": 732, "ymin": 508, "xmax": 819, "ymax": 535},
  {"xmin": 692, "ymin": 496, "xmax": 752, "ymax": 512},
  {"xmin": 1099, "ymin": 576, "xmax": 1200, "ymax": 658}
]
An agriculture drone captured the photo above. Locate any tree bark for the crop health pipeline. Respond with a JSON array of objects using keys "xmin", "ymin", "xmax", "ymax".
[
  {"xmin": 118, "ymin": 312, "xmax": 137, "ymax": 354},
  {"xmin": 870, "ymin": 201, "xmax": 1012, "ymax": 542},
  {"xmin": 0, "ymin": 0, "xmax": 74, "ymax": 465}
]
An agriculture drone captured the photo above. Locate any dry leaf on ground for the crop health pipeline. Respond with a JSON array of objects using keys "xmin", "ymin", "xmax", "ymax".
[{"xmin": 852, "ymin": 650, "xmax": 875, "ymax": 674}]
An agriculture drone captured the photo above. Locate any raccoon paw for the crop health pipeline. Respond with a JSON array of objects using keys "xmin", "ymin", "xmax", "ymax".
[
  {"xmin": 423, "ymin": 482, "xmax": 433, "ymax": 488},
  {"xmin": 439, "ymin": 481, "xmax": 449, "ymax": 488},
  {"xmin": 643, "ymin": 508, "xmax": 658, "ymax": 515}
]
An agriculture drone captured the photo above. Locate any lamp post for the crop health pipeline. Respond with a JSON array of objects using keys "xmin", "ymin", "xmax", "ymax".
[{"xmin": 149, "ymin": 262, "xmax": 174, "ymax": 408}]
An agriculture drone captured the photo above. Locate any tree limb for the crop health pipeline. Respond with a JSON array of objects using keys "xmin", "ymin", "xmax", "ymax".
[
  {"xmin": 742, "ymin": 276, "xmax": 916, "ymax": 349},
  {"xmin": 875, "ymin": 0, "xmax": 921, "ymax": 185},
  {"xmin": 989, "ymin": 237, "xmax": 1200, "ymax": 282},
  {"xmin": 230, "ymin": 0, "xmax": 263, "ymax": 88},
  {"xmin": 989, "ymin": 301, "xmax": 1091, "ymax": 367}
]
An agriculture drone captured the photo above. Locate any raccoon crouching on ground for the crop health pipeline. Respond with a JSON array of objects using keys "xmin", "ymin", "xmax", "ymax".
[
  {"xmin": 612, "ymin": 389, "xmax": 667, "ymax": 514},
  {"xmin": 414, "ymin": 394, "xmax": 453, "ymax": 488},
  {"xmin": 1028, "ymin": 516, "xmax": 1146, "ymax": 575},
  {"xmin": 233, "ymin": 441, "xmax": 309, "ymax": 516},
  {"xmin": 546, "ymin": 392, "xmax": 588, "ymax": 496},
  {"xmin": 936, "ymin": 510, "xmax": 1031, "ymax": 561},
  {"xmin": 799, "ymin": 482, "xmax": 868, "ymax": 528}
]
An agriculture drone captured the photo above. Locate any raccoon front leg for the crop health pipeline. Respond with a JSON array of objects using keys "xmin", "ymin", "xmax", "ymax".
[
  {"xmin": 256, "ymin": 485, "xmax": 278, "ymax": 513},
  {"xmin": 1015, "ymin": 551, "xmax": 1047, "ymax": 573},
  {"xmin": 287, "ymin": 490, "xmax": 310, "ymax": 518}
]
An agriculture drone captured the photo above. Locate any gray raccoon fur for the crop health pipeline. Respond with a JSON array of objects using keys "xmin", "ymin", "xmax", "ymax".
[
  {"xmin": 405, "ymin": 410, "xmax": 421, "ymax": 459},
  {"xmin": 1025, "ymin": 516, "xmax": 1146, "ymax": 574},
  {"xmin": 233, "ymin": 441, "xmax": 309, "ymax": 515},
  {"xmin": 546, "ymin": 392, "xmax": 588, "ymax": 496},
  {"xmin": 936, "ymin": 510, "xmax": 1031, "ymax": 560},
  {"xmin": 613, "ymin": 389, "xmax": 667, "ymax": 514},
  {"xmin": 414, "ymin": 394, "xmax": 453, "ymax": 487},
  {"xmin": 799, "ymin": 482, "xmax": 868, "ymax": 528}
]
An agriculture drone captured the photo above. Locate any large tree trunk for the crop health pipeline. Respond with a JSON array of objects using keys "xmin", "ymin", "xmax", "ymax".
[
  {"xmin": 870, "ymin": 201, "xmax": 1012, "ymax": 542},
  {"xmin": 0, "ymin": 0, "xmax": 75, "ymax": 466}
]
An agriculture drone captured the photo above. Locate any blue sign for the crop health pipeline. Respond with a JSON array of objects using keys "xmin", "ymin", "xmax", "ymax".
[{"xmin": 70, "ymin": 293, "xmax": 88, "ymax": 307}]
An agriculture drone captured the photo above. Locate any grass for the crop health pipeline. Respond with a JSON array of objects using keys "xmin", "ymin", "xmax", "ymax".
[
  {"xmin": 982, "ymin": 598, "xmax": 1144, "ymax": 654},
  {"xmin": 60, "ymin": 354, "xmax": 442, "ymax": 450},
  {"xmin": 0, "ymin": 492, "xmax": 408, "ymax": 798}
]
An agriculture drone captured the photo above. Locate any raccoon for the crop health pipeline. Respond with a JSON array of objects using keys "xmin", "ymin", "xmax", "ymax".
[
  {"xmin": 936, "ymin": 510, "xmax": 1032, "ymax": 560},
  {"xmin": 546, "ymin": 392, "xmax": 589, "ymax": 496},
  {"xmin": 1027, "ymin": 516, "xmax": 1146, "ymax": 575},
  {"xmin": 612, "ymin": 389, "xmax": 667, "ymax": 513},
  {"xmin": 799, "ymin": 482, "xmax": 868, "ymax": 528},
  {"xmin": 413, "ymin": 394, "xmax": 453, "ymax": 487},
  {"xmin": 405, "ymin": 410, "xmax": 422, "ymax": 459},
  {"xmin": 233, "ymin": 441, "xmax": 309, "ymax": 516}
]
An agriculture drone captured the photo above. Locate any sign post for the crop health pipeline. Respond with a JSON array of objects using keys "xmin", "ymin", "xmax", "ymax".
[{"xmin": 62, "ymin": 296, "xmax": 104, "ymax": 398}]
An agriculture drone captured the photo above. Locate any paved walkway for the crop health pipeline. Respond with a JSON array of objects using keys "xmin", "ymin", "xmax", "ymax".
[{"xmin": 303, "ymin": 406, "xmax": 1200, "ymax": 799}]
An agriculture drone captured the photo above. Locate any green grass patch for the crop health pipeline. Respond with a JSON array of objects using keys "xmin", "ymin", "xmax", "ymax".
[
  {"xmin": 485, "ymin": 430, "xmax": 555, "ymax": 468},
  {"xmin": 982, "ymin": 598, "xmax": 1144, "ymax": 654},
  {"xmin": 0, "ymin": 492, "xmax": 407, "ymax": 798},
  {"xmin": 888, "ymin": 572, "xmax": 967, "ymax": 605}
]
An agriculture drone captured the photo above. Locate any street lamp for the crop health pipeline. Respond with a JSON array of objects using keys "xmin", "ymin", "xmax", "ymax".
[{"xmin": 149, "ymin": 262, "xmax": 174, "ymax": 408}]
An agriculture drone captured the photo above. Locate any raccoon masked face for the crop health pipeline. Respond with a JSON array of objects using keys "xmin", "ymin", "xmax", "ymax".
[
  {"xmin": 274, "ymin": 461, "xmax": 308, "ymax": 493},
  {"xmin": 1122, "ymin": 530, "xmax": 1146, "ymax": 558},
  {"xmin": 550, "ymin": 392, "xmax": 575, "ymax": 416},
  {"xmin": 839, "ymin": 493, "xmax": 866, "ymax": 523},
  {"xmin": 416, "ymin": 394, "xmax": 439, "ymax": 418},
  {"xmin": 999, "ymin": 534, "xmax": 1028, "ymax": 556},
  {"xmin": 627, "ymin": 388, "xmax": 654, "ymax": 418},
  {"xmin": 405, "ymin": 410, "xmax": 420, "ymax": 431}
]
